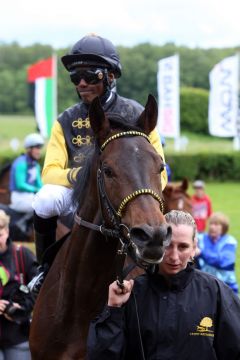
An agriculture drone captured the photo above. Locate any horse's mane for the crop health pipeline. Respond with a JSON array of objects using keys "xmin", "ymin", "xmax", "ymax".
[{"xmin": 72, "ymin": 113, "xmax": 143, "ymax": 209}]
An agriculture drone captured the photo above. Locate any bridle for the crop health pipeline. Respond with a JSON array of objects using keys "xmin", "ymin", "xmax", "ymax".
[{"xmin": 74, "ymin": 130, "xmax": 165, "ymax": 271}]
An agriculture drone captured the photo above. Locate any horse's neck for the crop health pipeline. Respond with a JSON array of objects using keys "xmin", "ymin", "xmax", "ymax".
[{"xmin": 65, "ymin": 192, "xmax": 118, "ymax": 289}]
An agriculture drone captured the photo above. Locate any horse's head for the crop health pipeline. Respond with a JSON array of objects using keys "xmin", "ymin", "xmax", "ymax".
[
  {"xmin": 88, "ymin": 94, "xmax": 172, "ymax": 267},
  {"xmin": 163, "ymin": 178, "xmax": 193, "ymax": 214}
]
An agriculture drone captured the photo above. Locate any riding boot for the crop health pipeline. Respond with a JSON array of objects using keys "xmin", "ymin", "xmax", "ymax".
[{"xmin": 28, "ymin": 213, "xmax": 57, "ymax": 297}]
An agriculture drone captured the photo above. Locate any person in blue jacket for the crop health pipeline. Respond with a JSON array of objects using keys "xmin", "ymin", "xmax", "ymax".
[
  {"xmin": 196, "ymin": 211, "xmax": 238, "ymax": 294},
  {"xmin": 9, "ymin": 133, "xmax": 44, "ymax": 214},
  {"xmin": 9, "ymin": 133, "xmax": 44, "ymax": 233},
  {"xmin": 87, "ymin": 210, "xmax": 240, "ymax": 360}
]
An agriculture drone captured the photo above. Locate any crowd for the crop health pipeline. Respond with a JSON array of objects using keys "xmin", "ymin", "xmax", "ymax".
[{"xmin": 0, "ymin": 33, "xmax": 239, "ymax": 359}]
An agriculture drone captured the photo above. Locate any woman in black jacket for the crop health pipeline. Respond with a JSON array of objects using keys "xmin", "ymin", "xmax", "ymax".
[
  {"xmin": 0, "ymin": 209, "xmax": 37, "ymax": 360},
  {"xmin": 87, "ymin": 210, "xmax": 240, "ymax": 360}
]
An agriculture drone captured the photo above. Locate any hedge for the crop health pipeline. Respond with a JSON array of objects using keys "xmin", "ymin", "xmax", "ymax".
[
  {"xmin": 180, "ymin": 87, "xmax": 209, "ymax": 134},
  {"xmin": 167, "ymin": 152, "xmax": 240, "ymax": 181},
  {"xmin": 1, "ymin": 152, "xmax": 240, "ymax": 182}
]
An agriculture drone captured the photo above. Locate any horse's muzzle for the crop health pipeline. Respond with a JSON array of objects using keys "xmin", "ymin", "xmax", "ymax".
[{"xmin": 130, "ymin": 224, "xmax": 172, "ymax": 264}]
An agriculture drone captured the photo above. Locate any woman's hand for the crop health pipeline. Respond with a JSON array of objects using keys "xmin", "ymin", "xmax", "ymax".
[
  {"xmin": 108, "ymin": 280, "xmax": 134, "ymax": 307},
  {"xmin": 2, "ymin": 302, "xmax": 22, "ymax": 322},
  {"xmin": 0, "ymin": 299, "xmax": 9, "ymax": 314}
]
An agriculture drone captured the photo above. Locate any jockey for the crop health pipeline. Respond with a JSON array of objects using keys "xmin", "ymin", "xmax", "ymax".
[
  {"xmin": 30, "ymin": 33, "xmax": 168, "ymax": 294},
  {"xmin": 9, "ymin": 133, "xmax": 44, "ymax": 233}
]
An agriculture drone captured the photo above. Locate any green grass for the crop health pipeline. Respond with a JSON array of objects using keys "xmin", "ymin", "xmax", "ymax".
[
  {"xmin": 165, "ymin": 132, "xmax": 234, "ymax": 154},
  {"xmin": 0, "ymin": 114, "xmax": 37, "ymax": 151}
]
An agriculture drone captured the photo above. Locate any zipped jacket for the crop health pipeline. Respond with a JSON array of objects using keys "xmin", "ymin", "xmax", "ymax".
[
  {"xmin": 198, "ymin": 232, "xmax": 238, "ymax": 294},
  {"xmin": 9, "ymin": 154, "xmax": 42, "ymax": 193},
  {"xmin": 87, "ymin": 265, "xmax": 240, "ymax": 360}
]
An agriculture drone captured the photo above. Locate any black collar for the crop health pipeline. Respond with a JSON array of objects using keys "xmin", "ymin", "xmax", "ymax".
[{"xmin": 149, "ymin": 263, "xmax": 195, "ymax": 292}]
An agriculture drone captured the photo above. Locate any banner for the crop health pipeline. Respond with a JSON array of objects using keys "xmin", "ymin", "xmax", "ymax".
[
  {"xmin": 208, "ymin": 55, "xmax": 239, "ymax": 137},
  {"xmin": 157, "ymin": 54, "xmax": 180, "ymax": 139},
  {"xmin": 27, "ymin": 56, "xmax": 57, "ymax": 138}
]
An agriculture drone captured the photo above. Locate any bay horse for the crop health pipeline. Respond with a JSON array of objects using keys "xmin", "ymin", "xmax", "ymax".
[
  {"xmin": 163, "ymin": 178, "xmax": 192, "ymax": 214},
  {"xmin": 29, "ymin": 94, "xmax": 172, "ymax": 360}
]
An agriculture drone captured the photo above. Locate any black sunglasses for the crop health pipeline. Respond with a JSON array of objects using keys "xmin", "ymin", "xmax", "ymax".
[{"xmin": 70, "ymin": 69, "xmax": 104, "ymax": 85}]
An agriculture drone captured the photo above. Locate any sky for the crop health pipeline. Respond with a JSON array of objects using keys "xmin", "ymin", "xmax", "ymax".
[{"xmin": 1, "ymin": 0, "xmax": 240, "ymax": 49}]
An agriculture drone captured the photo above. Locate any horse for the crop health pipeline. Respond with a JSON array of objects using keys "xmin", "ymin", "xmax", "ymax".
[
  {"xmin": 163, "ymin": 178, "xmax": 193, "ymax": 214},
  {"xmin": 29, "ymin": 94, "xmax": 172, "ymax": 360}
]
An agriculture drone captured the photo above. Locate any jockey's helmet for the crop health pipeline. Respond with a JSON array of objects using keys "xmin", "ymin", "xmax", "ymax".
[
  {"xmin": 61, "ymin": 34, "xmax": 122, "ymax": 78},
  {"xmin": 24, "ymin": 133, "xmax": 44, "ymax": 149}
]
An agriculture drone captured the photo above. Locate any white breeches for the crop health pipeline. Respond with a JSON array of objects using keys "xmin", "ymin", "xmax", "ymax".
[
  {"xmin": 32, "ymin": 184, "xmax": 75, "ymax": 219},
  {"xmin": 10, "ymin": 191, "xmax": 35, "ymax": 213}
]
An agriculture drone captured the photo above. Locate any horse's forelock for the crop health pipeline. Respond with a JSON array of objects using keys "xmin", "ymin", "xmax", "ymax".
[{"xmin": 106, "ymin": 112, "xmax": 143, "ymax": 132}]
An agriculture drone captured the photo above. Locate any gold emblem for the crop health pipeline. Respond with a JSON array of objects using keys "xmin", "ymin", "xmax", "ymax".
[
  {"xmin": 190, "ymin": 317, "xmax": 214, "ymax": 337},
  {"xmin": 196, "ymin": 317, "xmax": 213, "ymax": 333},
  {"xmin": 73, "ymin": 153, "xmax": 86, "ymax": 163},
  {"xmin": 72, "ymin": 135, "xmax": 93, "ymax": 146},
  {"xmin": 72, "ymin": 117, "xmax": 90, "ymax": 129}
]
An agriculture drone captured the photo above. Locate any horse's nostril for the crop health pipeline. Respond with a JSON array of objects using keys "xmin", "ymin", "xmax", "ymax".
[{"xmin": 130, "ymin": 227, "xmax": 149, "ymax": 243}]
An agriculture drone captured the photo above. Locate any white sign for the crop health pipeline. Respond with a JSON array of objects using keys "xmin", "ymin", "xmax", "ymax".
[
  {"xmin": 157, "ymin": 54, "xmax": 180, "ymax": 138},
  {"xmin": 208, "ymin": 55, "xmax": 239, "ymax": 137}
]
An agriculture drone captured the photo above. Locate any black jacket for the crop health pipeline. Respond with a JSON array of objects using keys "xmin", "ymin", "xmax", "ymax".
[
  {"xmin": 87, "ymin": 265, "xmax": 240, "ymax": 360},
  {"xmin": 0, "ymin": 240, "xmax": 37, "ymax": 347}
]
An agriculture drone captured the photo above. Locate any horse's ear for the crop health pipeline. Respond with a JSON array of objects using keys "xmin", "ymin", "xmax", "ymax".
[
  {"xmin": 89, "ymin": 97, "xmax": 110, "ymax": 142},
  {"xmin": 163, "ymin": 184, "xmax": 173, "ymax": 196},
  {"xmin": 181, "ymin": 177, "xmax": 189, "ymax": 191},
  {"xmin": 137, "ymin": 94, "xmax": 158, "ymax": 135}
]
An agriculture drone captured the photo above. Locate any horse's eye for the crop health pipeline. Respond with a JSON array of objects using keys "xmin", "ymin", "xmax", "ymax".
[{"xmin": 103, "ymin": 166, "xmax": 113, "ymax": 178}]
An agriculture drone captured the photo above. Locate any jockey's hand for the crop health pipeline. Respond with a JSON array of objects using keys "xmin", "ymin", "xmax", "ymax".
[
  {"xmin": 0, "ymin": 300, "xmax": 9, "ymax": 315},
  {"xmin": 108, "ymin": 280, "xmax": 134, "ymax": 308}
]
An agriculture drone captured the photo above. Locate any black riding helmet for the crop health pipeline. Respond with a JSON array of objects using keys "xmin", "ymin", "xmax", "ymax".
[{"xmin": 61, "ymin": 34, "xmax": 122, "ymax": 78}]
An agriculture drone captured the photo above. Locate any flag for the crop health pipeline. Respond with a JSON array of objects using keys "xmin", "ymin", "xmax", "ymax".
[
  {"xmin": 208, "ymin": 55, "xmax": 239, "ymax": 137},
  {"xmin": 157, "ymin": 54, "xmax": 180, "ymax": 139},
  {"xmin": 27, "ymin": 56, "xmax": 57, "ymax": 138}
]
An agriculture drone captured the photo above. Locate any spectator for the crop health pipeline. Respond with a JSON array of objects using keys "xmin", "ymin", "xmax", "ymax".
[
  {"xmin": 0, "ymin": 209, "xmax": 37, "ymax": 359},
  {"xmin": 196, "ymin": 212, "xmax": 238, "ymax": 294},
  {"xmin": 9, "ymin": 133, "xmax": 44, "ymax": 234},
  {"xmin": 191, "ymin": 180, "xmax": 212, "ymax": 232},
  {"xmin": 30, "ymin": 34, "xmax": 167, "ymax": 294},
  {"xmin": 87, "ymin": 210, "xmax": 240, "ymax": 360}
]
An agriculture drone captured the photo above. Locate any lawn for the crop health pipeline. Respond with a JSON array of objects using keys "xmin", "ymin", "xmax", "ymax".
[{"xmin": 0, "ymin": 114, "xmax": 37, "ymax": 152}]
